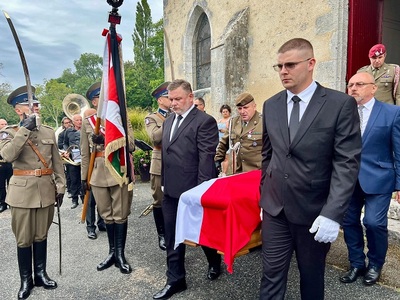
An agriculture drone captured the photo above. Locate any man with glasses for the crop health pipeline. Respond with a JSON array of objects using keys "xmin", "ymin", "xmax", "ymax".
[
  {"xmin": 339, "ymin": 72, "xmax": 400, "ymax": 286},
  {"xmin": 194, "ymin": 97, "xmax": 206, "ymax": 112},
  {"xmin": 259, "ymin": 38, "xmax": 362, "ymax": 300},
  {"xmin": 357, "ymin": 44, "xmax": 400, "ymax": 105}
]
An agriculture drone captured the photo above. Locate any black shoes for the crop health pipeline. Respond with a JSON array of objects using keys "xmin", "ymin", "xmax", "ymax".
[
  {"xmin": 340, "ymin": 266, "xmax": 366, "ymax": 283},
  {"xmin": 153, "ymin": 280, "xmax": 187, "ymax": 299},
  {"xmin": 207, "ymin": 266, "xmax": 221, "ymax": 281},
  {"xmin": 363, "ymin": 266, "xmax": 381, "ymax": 286},
  {"xmin": 88, "ymin": 230, "xmax": 97, "ymax": 240},
  {"xmin": 98, "ymin": 224, "xmax": 107, "ymax": 232},
  {"xmin": 71, "ymin": 201, "xmax": 78, "ymax": 209},
  {"xmin": 0, "ymin": 202, "xmax": 7, "ymax": 213}
]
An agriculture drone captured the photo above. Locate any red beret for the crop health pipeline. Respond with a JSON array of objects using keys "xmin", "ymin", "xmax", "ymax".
[{"xmin": 369, "ymin": 44, "xmax": 386, "ymax": 58}]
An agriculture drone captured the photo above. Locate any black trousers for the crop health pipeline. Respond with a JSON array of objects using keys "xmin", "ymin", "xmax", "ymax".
[
  {"xmin": 162, "ymin": 194, "xmax": 221, "ymax": 284},
  {"xmin": 260, "ymin": 210, "xmax": 330, "ymax": 300},
  {"xmin": 0, "ymin": 162, "xmax": 12, "ymax": 202},
  {"xmin": 68, "ymin": 165, "xmax": 82, "ymax": 202},
  {"xmin": 86, "ymin": 191, "xmax": 104, "ymax": 231}
]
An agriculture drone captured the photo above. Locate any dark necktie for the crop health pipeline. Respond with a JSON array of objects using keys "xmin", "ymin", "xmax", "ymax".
[
  {"xmin": 289, "ymin": 96, "xmax": 301, "ymax": 142},
  {"xmin": 171, "ymin": 115, "xmax": 183, "ymax": 140}
]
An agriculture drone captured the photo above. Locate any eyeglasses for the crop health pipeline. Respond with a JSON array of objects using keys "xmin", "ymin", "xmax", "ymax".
[
  {"xmin": 347, "ymin": 82, "xmax": 375, "ymax": 88},
  {"xmin": 273, "ymin": 58, "xmax": 312, "ymax": 72}
]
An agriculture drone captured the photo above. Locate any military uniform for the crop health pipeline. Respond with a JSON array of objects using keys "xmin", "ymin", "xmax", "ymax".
[
  {"xmin": 215, "ymin": 111, "xmax": 263, "ymax": 173},
  {"xmin": 80, "ymin": 83, "xmax": 135, "ymax": 273},
  {"xmin": 357, "ymin": 63, "xmax": 400, "ymax": 105},
  {"xmin": 0, "ymin": 84, "xmax": 65, "ymax": 299}
]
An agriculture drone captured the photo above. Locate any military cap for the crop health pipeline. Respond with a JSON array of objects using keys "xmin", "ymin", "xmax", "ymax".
[
  {"xmin": 369, "ymin": 44, "xmax": 386, "ymax": 58},
  {"xmin": 86, "ymin": 82, "xmax": 101, "ymax": 101},
  {"xmin": 151, "ymin": 81, "xmax": 171, "ymax": 99},
  {"xmin": 7, "ymin": 85, "xmax": 39, "ymax": 107},
  {"xmin": 235, "ymin": 92, "xmax": 254, "ymax": 106}
]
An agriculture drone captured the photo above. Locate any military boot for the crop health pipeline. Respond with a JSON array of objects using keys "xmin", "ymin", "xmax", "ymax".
[
  {"xmin": 97, "ymin": 223, "xmax": 116, "ymax": 271},
  {"xmin": 33, "ymin": 240, "xmax": 57, "ymax": 289},
  {"xmin": 17, "ymin": 246, "xmax": 34, "ymax": 300},
  {"xmin": 114, "ymin": 222, "xmax": 132, "ymax": 274},
  {"xmin": 153, "ymin": 207, "xmax": 166, "ymax": 251}
]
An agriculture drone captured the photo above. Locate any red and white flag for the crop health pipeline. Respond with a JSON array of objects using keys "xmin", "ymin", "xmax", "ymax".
[
  {"xmin": 175, "ymin": 170, "xmax": 262, "ymax": 273},
  {"xmin": 97, "ymin": 29, "xmax": 128, "ymax": 186}
]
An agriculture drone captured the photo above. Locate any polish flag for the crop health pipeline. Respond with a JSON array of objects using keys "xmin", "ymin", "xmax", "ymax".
[{"xmin": 175, "ymin": 170, "xmax": 262, "ymax": 273}]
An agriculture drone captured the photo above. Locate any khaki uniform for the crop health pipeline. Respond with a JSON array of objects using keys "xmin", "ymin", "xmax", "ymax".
[
  {"xmin": 145, "ymin": 110, "xmax": 168, "ymax": 207},
  {"xmin": 80, "ymin": 118, "xmax": 135, "ymax": 224},
  {"xmin": 0, "ymin": 125, "xmax": 65, "ymax": 246},
  {"xmin": 358, "ymin": 63, "xmax": 400, "ymax": 105},
  {"xmin": 215, "ymin": 111, "xmax": 263, "ymax": 173}
]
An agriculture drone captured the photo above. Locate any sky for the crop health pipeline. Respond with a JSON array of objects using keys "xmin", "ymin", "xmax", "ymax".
[{"xmin": 0, "ymin": 0, "xmax": 163, "ymax": 90}]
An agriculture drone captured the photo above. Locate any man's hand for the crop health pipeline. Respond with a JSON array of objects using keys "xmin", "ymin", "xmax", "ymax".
[
  {"xmin": 309, "ymin": 215, "xmax": 340, "ymax": 243},
  {"xmin": 55, "ymin": 193, "xmax": 64, "ymax": 207},
  {"xmin": 81, "ymin": 180, "xmax": 89, "ymax": 195},
  {"xmin": 21, "ymin": 114, "xmax": 37, "ymax": 131},
  {"xmin": 395, "ymin": 191, "xmax": 400, "ymax": 204},
  {"xmin": 215, "ymin": 160, "xmax": 222, "ymax": 174},
  {"xmin": 91, "ymin": 133, "xmax": 104, "ymax": 145}
]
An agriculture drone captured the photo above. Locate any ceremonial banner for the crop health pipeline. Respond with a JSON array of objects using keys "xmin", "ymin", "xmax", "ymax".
[
  {"xmin": 97, "ymin": 29, "xmax": 128, "ymax": 186},
  {"xmin": 175, "ymin": 170, "xmax": 262, "ymax": 273}
]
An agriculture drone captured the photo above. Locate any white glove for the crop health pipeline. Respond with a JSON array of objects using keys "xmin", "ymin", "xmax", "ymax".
[
  {"xmin": 309, "ymin": 215, "xmax": 340, "ymax": 243},
  {"xmin": 161, "ymin": 186, "xmax": 164, "ymax": 192}
]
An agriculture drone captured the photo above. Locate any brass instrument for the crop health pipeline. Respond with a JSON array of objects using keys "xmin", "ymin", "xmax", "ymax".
[{"xmin": 59, "ymin": 94, "xmax": 90, "ymax": 165}]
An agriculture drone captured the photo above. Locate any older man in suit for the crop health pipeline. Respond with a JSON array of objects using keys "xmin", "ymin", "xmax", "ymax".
[
  {"xmin": 153, "ymin": 79, "xmax": 221, "ymax": 300},
  {"xmin": 339, "ymin": 72, "xmax": 400, "ymax": 286},
  {"xmin": 259, "ymin": 38, "xmax": 362, "ymax": 300}
]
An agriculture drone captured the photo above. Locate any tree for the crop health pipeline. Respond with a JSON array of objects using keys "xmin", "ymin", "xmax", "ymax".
[
  {"xmin": 37, "ymin": 79, "xmax": 73, "ymax": 128},
  {"xmin": 57, "ymin": 53, "xmax": 102, "ymax": 96},
  {"xmin": 126, "ymin": 0, "xmax": 164, "ymax": 109},
  {"xmin": 0, "ymin": 82, "xmax": 18, "ymax": 124}
]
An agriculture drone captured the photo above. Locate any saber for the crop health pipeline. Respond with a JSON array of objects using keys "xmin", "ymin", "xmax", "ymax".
[
  {"xmin": 2, "ymin": 11, "xmax": 34, "ymax": 114},
  {"xmin": 52, "ymin": 200, "xmax": 62, "ymax": 275}
]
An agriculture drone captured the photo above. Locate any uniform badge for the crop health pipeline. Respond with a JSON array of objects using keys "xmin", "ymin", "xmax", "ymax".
[
  {"xmin": 252, "ymin": 141, "xmax": 258, "ymax": 147},
  {"xmin": 145, "ymin": 118, "xmax": 150, "ymax": 125},
  {"xmin": 0, "ymin": 132, "xmax": 9, "ymax": 140}
]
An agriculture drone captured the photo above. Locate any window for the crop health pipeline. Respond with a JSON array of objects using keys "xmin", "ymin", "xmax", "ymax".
[{"xmin": 196, "ymin": 13, "xmax": 211, "ymax": 89}]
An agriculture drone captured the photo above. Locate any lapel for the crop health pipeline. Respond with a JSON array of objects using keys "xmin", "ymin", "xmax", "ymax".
[
  {"xmin": 290, "ymin": 84, "xmax": 327, "ymax": 149},
  {"xmin": 167, "ymin": 108, "xmax": 197, "ymax": 147},
  {"xmin": 276, "ymin": 92, "xmax": 290, "ymax": 147},
  {"xmin": 374, "ymin": 63, "xmax": 389, "ymax": 81},
  {"xmin": 362, "ymin": 100, "xmax": 382, "ymax": 142}
]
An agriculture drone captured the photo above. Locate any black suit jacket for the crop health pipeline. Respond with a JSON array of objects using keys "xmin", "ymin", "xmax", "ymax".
[
  {"xmin": 260, "ymin": 83, "xmax": 362, "ymax": 225},
  {"xmin": 162, "ymin": 107, "xmax": 219, "ymax": 199}
]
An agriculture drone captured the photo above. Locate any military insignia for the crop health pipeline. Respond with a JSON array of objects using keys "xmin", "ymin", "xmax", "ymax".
[
  {"xmin": 252, "ymin": 141, "xmax": 258, "ymax": 147},
  {"xmin": 0, "ymin": 132, "xmax": 10, "ymax": 140},
  {"xmin": 145, "ymin": 118, "xmax": 150, "ymax": 125}
]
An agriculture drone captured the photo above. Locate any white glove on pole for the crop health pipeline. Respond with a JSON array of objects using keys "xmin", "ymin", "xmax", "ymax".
[{"xmin": 309, "ymin": 215, "xmax": 340, "ymax": 243}]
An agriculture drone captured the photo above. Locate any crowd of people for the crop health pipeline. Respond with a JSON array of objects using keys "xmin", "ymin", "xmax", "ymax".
[{"xmin": 0, "ymin": 39, "xmax": 400, "ymax": 300}]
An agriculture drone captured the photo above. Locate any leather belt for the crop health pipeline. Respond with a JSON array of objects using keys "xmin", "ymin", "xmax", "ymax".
[
  {"xmin": 13, "ymin": 168, "xmax": 53, "ymax": 177},
  {"xmin": 153, "ymin": 146, "xmax": 161, "ymax": 150},
  {"xmin": 95, "ymin": 151, "xmax": 105, "ymax": 158}
]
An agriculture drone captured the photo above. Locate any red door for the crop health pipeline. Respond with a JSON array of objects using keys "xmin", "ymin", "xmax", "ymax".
[{"xmin": 347, "ymin": 0, "xmax": 384, "ymax": 81}]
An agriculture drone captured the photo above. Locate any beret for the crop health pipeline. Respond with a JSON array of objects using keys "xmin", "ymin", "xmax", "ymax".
[
  {"xmin": 369, "ymin": 44, "xmax": 386, "ymax": 58},
  {"xmin": 235, "ymin": 92, "xmax": 254, "ymax": 106}
]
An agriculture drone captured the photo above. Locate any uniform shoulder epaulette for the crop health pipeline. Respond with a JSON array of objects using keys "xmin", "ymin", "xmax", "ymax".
[
  {"xmin": 5, "ymin": 124, "xmax": 18, "ymax": 129},
  {"xmin": 42, "ymin": 124, "xmax": 55, "ymax": 130},
  {"xmin": 387, "ymin": 63, "xmax": 400, "ymax": 68}
]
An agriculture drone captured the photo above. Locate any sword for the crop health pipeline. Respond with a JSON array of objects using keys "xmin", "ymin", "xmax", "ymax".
[
  {"xmin": 2, "ymin": 11, "xmax": 35, "ymax": 114},
  {"xmin": 139, "ymin": 204, "xmax": 153, "ymax": 218},
  {"xmin": 52, "ymin": 200, "xmax": 62, "ymax": 275}
]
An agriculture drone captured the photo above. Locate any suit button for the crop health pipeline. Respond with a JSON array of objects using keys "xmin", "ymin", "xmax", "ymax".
[
  {"xmin": 286, "ymin": 154, "xmax": 291, "ymax": 158},
  {"xmin": 284, "ymin": 174, "xmax": 289, "ymax": 179}
]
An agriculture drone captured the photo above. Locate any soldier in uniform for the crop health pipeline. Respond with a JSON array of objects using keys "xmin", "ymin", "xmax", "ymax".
[
  {"xmin": 80, "ymin": 83, "xmax": 135, "ymax": 274},
  {"xmin": 0, "ymin": 86, "xmax": 65, "ymax": 299},
  {"xmin": 144, "ymin": 81, "xmax": 171, "ymax": 251},
  {"xmin": 215, "ymin": 92, "xmax": 262, "ymax": 174},
  {"xmin": 357, "ymin": 43, "xmax": 400, "ymax": 105},
  {"xmin": 0, "ymin": 119, "xmax": 13, "ymax": 212},
  {"xmin": 80, "ymin": 82, "xmax": 106, "ymax": 240}
]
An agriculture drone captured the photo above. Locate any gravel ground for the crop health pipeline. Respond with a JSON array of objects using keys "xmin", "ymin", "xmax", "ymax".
[{"xmin": 0, "ymin": 181, "xmax": 399, "ymax": 299}]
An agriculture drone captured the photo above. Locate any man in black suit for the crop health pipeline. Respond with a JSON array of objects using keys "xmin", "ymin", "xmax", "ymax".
[
  {"xmin": 153, "ymin": 79, "xmax": 221, "ymax": 300},
  {"xmin": 259, "ymin": 38, "xmax": 362, "ymax": 300}
]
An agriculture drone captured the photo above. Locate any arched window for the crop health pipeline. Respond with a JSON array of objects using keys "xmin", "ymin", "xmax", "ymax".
[{"xmin": 195, "ymin": 13, "xmax": 211, "ymax": 89}]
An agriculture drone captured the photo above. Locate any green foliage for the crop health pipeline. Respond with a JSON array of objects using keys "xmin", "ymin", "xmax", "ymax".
[{"xmin": 0, "ymin": 83, "xmax": 19, "ymax": 124}]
